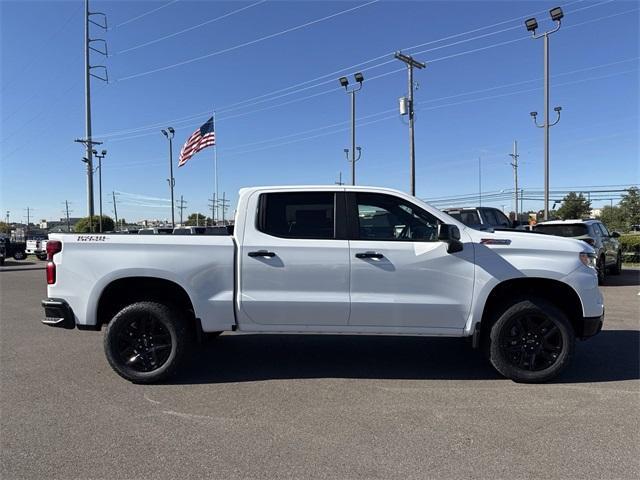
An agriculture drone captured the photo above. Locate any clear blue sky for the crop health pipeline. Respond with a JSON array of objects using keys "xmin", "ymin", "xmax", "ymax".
[{"xmin": 1, "ymin": 0, "xmax": 638, "ymax": 223}]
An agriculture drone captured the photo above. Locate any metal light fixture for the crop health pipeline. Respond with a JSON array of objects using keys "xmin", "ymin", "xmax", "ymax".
[
  {"xmin": 525, "ymin": 17, "xmax": 538, "ymax": 32},
  {"xmin": 549, "ymin": 7, "xmax": 564, "ymax": 22},
  {"xmin": 354, "ymin": 72, "xmax": 364, "ymax": 84},
  {"xmin": 530, "ymin": 111, "xmax": 538, "ymax": 117},
  {"xmin": 554, "ymin": 106, "xmax": 562, "ymax": 112},
  {"xmin": 338, "ymin": 76, "xmax": 349, "ymax": 88}
]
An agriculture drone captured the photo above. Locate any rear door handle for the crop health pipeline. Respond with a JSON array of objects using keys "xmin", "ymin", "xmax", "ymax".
[
  {"xmin": 248, "ymin": 250, "xmax": 276, "ymax": 258},
  {"xmin": 355, "ymin": 251, "xmax": 384, "ymax": 259}
]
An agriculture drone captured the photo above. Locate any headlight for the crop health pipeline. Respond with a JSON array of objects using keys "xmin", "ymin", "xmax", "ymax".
[{"xmin": 579, "ymin": 252, "xmax": 597, "ymax": 269}]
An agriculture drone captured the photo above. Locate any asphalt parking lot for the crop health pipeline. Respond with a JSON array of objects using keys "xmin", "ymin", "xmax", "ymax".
[{"xmin": 1, "ymin": 267, "xmax": 638, "ymax": 480}]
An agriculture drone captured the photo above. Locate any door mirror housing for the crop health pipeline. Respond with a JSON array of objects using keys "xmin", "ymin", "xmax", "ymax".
[
  {"xmin": 438, "ymin": 224, "xmax": 463, "ymax": 253},
  {"xmin": 611, "ymin": 231, "xmax": 620, "ymax": 238}
]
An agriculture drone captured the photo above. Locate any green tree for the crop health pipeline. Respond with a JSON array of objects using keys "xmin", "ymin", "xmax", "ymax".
[
  {"xmin": 0, "ymin": 222, "xmax": 10, "ymax": 234},
  {"xmin": 556, "ymin": 192, "xmax": 591, "ymax": 220},
  {"xmin": 74, "ymin": 216, "xmax": 115, "ymax": 233},
  {"xmin": 619, "ymin": 187, "xmax": 640, "ymax": 229},
  {"xmin": 599, "ymin": 206, "xmax": 626, "ymax": 232},
  {"xmin": 185, "ymin": 213, "xmax": 211, "ymax": 226}
]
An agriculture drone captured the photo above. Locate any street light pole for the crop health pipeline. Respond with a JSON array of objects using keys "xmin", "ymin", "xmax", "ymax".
[
  {"xmin": 525, "ymin": 7, "xmax": 564, "ymax": 221},
  {"xmin": 161, "ymin": 128, "xmax": 176, "ymax": 227},
  {"xmin": 395, "ymin": 51, "xmax": 426, "ymax": 196},
  {"xmin": 338, "ymin": 73, "xmax": 364, "ymax": 185}
]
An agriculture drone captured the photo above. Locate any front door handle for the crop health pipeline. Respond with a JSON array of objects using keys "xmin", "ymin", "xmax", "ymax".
[
  {"xmin": 248, "ymin": 250, "xmax": 276, "ymax": 258},
  {"xmin": 355, "ymin": 251, "xmax": 384, "ymax": 259}
]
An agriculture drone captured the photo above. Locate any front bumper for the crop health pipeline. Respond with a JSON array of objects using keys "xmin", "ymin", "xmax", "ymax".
[
  {"xmin": 42, "ymin": 298, "xmax": 76, "ymax": 329},
  {"xmin": 578, "ymin": 309, "xmax": 604, "ymax": 339}
]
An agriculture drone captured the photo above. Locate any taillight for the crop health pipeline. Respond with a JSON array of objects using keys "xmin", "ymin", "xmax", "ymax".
[
  {"xmin": 46, "ymin": 240, "xmax": 62, "ymax": 260},
  {"xmin": 46, "ymin": 262, "xmax": 56, "ymax": 284},
  {"xmin": 46, "ymin": 241, "xmax": 62, "ymax": 285}
]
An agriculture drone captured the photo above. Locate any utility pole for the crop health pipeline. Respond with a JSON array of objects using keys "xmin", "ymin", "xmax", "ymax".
[
  {"xmin": 218, "ymin": 192, "xmax": 230, "ymax": 225},
  {"xmin": 335, "ymin": 172, "xmax": 344, "ymax": 185},
  {"xmin": 63, "ymin": 201, "xmax": 72, "ymax": 232},
  {"xmin": 338, "ymin": 73, "xmax": 364, "ymax": 185},
  {"xmin": 161, "ymin": 128, "xmax": 176, "ymax": 227},
  {"xmin": 5, "ymin": 211, "xmax": 9, "ymax": 224},
  {"xmin": 208, "ymin": 194, "xmax": 216, "ymax": 226},
  {"xmin": 93, "ymin": 149, "xmax": 106, "ymax": 232},
  {"xmin": 111, "ymin": 192, "xmax": 118, "ymax": 231},
  {"xmin": 24, "ymin": 207, "xmax": 31, "ymax": 236},
  {"xmin": 77, "ymin": 0, "xmax": 108, "ymax": 228},
  {"xmin": 525, "ymin": 7, "xmax": 564, "ymax": 220},
  {"xmin": 395, "ymin": 51, "xmax": 426, "ymax": 196},
  {"xmin": 509, "ymin": 140, "xmax": 519, "ymax": 222},
  {"xmin": 177, "ymin": 196, "xmax": 187, "ymax": 226}
]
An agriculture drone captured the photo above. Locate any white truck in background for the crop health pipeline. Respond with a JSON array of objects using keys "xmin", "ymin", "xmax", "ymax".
[{"xmin": 42, "ymin": 186, "xmax": 604, "ymax": 383}]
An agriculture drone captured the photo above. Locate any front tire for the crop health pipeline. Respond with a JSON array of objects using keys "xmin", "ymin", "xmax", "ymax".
[
  {"xmin": 13, "ymin": 251, "xmax": 26, "ymax": 260},
  {"xmin": 104, "ymin": 301, "xmax": 190, "ymax": 383},
  {"xmin": 487, "ymin": 298, "xmax": 575, "ymax": 383}
]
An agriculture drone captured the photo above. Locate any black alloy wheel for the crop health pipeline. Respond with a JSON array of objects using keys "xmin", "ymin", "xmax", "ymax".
[
  {"xmin": 498, "ymin": 314, "xmax": 563, "ymax": 372},
  {"xmin": 114, "ymin": 315, "xmax": 173, "ymax": 373},
  {"xmin": 104, "ymin": 301, "xmax": 189, "ymax": 383}
]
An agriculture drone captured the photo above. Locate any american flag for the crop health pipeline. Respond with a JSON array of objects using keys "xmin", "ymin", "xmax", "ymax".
[{"xmin": 178, "ymin": 117, "xmax": 215, "ymax": 167}]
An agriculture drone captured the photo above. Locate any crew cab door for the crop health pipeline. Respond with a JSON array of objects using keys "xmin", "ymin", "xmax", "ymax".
[
  {"xmin": 238, "ymin": 190, "xmax": 350, "ymax": 327},
  {"xmin": 347, "ymin": 192, "xmax": 475, "ymax": 331}
]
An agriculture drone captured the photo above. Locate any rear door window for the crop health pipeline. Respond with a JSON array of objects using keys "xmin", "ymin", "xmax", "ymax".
[{"xmin": 258, "ymin": 192, "xmax": 336, "ymax": 239}]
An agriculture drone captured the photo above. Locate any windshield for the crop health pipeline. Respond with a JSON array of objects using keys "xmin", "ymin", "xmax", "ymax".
[{"xmin": 534, "ymin": 224, "xmax": 589, "ymax": 237}]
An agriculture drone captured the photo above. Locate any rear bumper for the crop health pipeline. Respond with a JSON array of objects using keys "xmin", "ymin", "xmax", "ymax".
[
  {"xmin": 578, "ymin": 309, "xmax": 604, "ymax": 339},
  {"xmin": 42, "ymin": 298, "xmax": 76, "ymax": 329}
]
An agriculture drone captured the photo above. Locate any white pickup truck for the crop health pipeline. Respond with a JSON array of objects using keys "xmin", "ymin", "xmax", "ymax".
[{"xmin": 42, "ymin": 186, "xmax": 604, "ymax": 383}]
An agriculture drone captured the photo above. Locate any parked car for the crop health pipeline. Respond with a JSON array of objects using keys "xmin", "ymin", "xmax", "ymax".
[
  {"xmin": 173, "ymin": 226, "xmax": 233, "ymax": 235},
  {"xmin": 0, "ymin": 237, "xmax": 27, "ymax": 263},
  {"xmin": 534, "ymin": 219, "xmax": 622, "ymax": 284},
  {"xmin": 26, "ymin": 238, "xmax": 48, "ymax": 260},
  {"xmin": 443, "ymin": 207, "xmax": 516, "ymax": 231},
  {"xmin": 138, "ymin": 227, "xmax": 174, "ymax": 235},
  {"xmin": 42, "ymin": 185, "xmax": 603, "ymax": 384}
]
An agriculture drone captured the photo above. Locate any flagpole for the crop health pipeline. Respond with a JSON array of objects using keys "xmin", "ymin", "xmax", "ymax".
[{"xmin": 213, "ymin": 109, "xmax": 218, "ymax": 224}]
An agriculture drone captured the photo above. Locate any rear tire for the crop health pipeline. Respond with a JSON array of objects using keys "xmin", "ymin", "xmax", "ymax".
[
  {"xmin": 104, "ymin": 301, "xmax": 190, "ymax": 383},
  {"xmin": 610, "ymin": 252, "xmax": 622, "ymax": 275},
  {"xmin": 12, "ymin": 251, "xmax": 26, "ymax": 260},
  {"xmin": 487, "ymin": 298, "xmax": 575, "ymax": 383}
]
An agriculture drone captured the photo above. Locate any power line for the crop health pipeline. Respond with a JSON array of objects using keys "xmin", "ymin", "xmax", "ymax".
[
  {"xmin": 115, "ymin": 0, "xmax": 180, "ymax": 28},
  {"xmin": 117, "ymin": 0, "xmax": 380, "ymax": 81},
  {"xmin": 98, "ymin": 6, "xmax": 637, "ymax": 142},
  {"xmin": 117, "ymin": 0, "xmax": 267, "ymax": 54},
  {"xmin": 91, "ymin": 0, "xmax": 608, "ymax": 138}
]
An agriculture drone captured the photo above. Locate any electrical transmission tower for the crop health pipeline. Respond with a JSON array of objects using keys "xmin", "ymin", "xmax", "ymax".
[
  {"xmin": 208, "ymin": 194, "xmax": 216, "ymax": 226},
  {"xmin": 217, "ymin": 192, "xmax": 230, "ymax": 225},
  {"xmin": 509, "ymin": 140, "xmax": 520, "ymax": 222},
  {"xmin": 75, "ymin": 0, "xmax": 108, "ymax": 230},
  {"xmin": 63, "ymin": 201, "xmax": 73, "ymax": 232}
]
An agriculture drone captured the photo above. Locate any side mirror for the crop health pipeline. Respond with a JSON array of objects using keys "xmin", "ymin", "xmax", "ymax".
[
  {"xmin": 438, "ymin": 224, "xmax": 463, "ymax": 254},
  {"xmin": 611, "ymin": 231, "xmax": 620, "ymax": 238}
]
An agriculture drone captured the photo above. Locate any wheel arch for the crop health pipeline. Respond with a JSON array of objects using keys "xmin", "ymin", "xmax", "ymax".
[
  {"xmin": 479, "ymin": 277, "xmax": 584, "ymax": 338},
  {"xmin": 96, "ymin": 276, "xmax": 198, "ymax": 330}
]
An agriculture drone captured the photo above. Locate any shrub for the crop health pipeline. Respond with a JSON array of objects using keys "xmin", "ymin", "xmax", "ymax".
[{"xmin": 620, "ymin": 233, "xmax": 640, "ymax": 263}]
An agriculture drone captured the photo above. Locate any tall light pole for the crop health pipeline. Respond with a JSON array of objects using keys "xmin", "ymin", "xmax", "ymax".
[
  {"xmin": 93, "ymin": 149, "xmax": 106, "ymax": 232},
  {"xmin": 525, "ymin": 7, "xmax": 564, "ymax": 220},
  {"xmin": 338, "ymin": 73, "xmax": 364, "ymax": 185},
  {"xmin": 395, "ymin": 51, "xmax": 426, "ymax": 196},
  {"xmin": 161, "ymin": 128, "xmax": 176, "ymax": 227}
]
